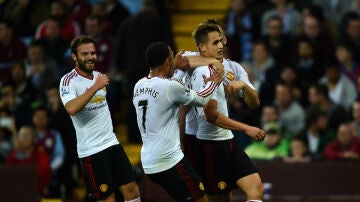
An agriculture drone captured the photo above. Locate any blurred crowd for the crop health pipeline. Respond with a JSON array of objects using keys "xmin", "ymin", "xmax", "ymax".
[{"xmin": 0, "ymin": 0, "xmax": 360, "ymax": 200}]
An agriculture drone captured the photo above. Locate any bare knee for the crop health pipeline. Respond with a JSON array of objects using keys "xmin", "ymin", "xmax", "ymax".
[
  {"xmin": 236, "ymin": 173, "xmax": 264, "ymax": 200},
  {"xmin": 120, "ymin": 181, "xmax": 140, "ymax": 200},
  {"xmin": 99, "ymin": 193, "xmax": 116, "ymax": 202}
]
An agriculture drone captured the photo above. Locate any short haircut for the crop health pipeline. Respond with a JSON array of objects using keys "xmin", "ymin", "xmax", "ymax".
[
  {"xmin": 267, "ymin": 15, "xmax": 283, "ymax": 27},
  {"xmin": 192, "ymin": 23, "xmax": 220, "ymax": 47},
  {"xmin": 306, "ymin": 106, "xmax": 326, "ymax": 126},
  {"xmin": 204, "ymin": 18, "xmax": 226, "ymax": 31},
  {"xmin": 70, "ymin": 35, "xmax": 96, "ymax": 55},
  {"xmin": 145, "ymin": 41, "xmax": 170, "ymax": 69}
]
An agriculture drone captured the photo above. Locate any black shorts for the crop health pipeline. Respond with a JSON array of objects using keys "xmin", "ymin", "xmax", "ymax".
[
  {"xmin": 195, "ymin": 138, "xmax": 258, "ymax": 194},
  {"xmin": 79, "ymin": 144, "xmax": 135, "ymax": 200},
  {"xmin": 183, "ymin": 134, "xmax": 197, "ymax": 167},
  {"xmin": 147, "ymin": 157, "xmax": 206, "ymax": 201}
]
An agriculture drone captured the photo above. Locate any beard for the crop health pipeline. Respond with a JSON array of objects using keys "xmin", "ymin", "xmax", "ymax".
[{"xmin": 77, "ymin": 58, "xmax": 96, "ymax": 74}]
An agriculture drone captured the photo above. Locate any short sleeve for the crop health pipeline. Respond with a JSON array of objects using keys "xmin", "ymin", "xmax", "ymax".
[{"xmin": 59, "ymin": 77, "xmax": 77, "ymax": 106}]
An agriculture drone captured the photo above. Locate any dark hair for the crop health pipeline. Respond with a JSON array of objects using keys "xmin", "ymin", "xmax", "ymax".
[
  {"xmin": 306, "ymin": 106, "xmax": 326, "ymax": 127},
  {"xmin": 29, "ymin": 39, "xmax": 44, "ymax": 48},
  {"xmin": 311, "ymin": 83, "xmax": 329, "ymax": 100},
  {"xmin": 145, "ymin": 42, "xmax": 170, "ymax": 69},
  {"xmin": 267, "ymin": 15, "xmax": 283, "ymax": 27},
  {"xmin": 192, "ymin": 23, "xmax": 221, "ymax": 47},
  {"xmin": 32, "ymin": 105, "xmax": 49, "ymax": 117},
  {"xmin": 204, "ymin": 19, "xmax": 226, "ymax": 31},
  {"xmin": 70, "ymin": 35, "xmax": 96, "ymax": 55}
]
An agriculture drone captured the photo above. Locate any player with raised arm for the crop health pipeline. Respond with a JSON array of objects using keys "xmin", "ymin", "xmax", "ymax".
[
  {"xmin": 133, "ymin": 42, "xmax": 223, "ymax": 202},
  {"xmin": 186, "ymin": 23, "xmax": 265, "ymax": 202},
  {"xmin": 59, "ymin": 35, "xmax": 141, "ymax": 202}
]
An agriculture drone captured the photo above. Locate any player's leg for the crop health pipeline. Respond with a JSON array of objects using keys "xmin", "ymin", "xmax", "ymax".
[
  {"xmin": 147, "ymin": 157, "xmax": 208, "ymax": 202},
  {"xmin": 195, "ymin": 139, "xmax": 233, "ymax": 202},
  {"xmin": 231, "ymin": 140, "xmax": 264, "ymax": 201},
  {"xmin": 110, "ymin": 144, "xmax": 141, "ymax": 201},
  {"xmin": 235, "ymin": 173, "xmax": 264, "ymax": 200},
  {"xmin": 79, "ymin": 149, "xmax": 117, "ymax": 202}
]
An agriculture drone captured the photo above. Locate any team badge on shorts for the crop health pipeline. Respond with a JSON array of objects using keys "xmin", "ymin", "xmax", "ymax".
[
  {"xmin": 199, "ymin": 182, "xmax": 205, "ymax": 191},
  {"xmin": 226, "ymin": 71, "xmax": 235, "ymax": 81},
  {"xmin": 100, "ymin": 184, "xmax": 108, "ymax": 192},
  {"xmin": 218, "ymin": 181, "xmax": 227, "ymax": 190}
]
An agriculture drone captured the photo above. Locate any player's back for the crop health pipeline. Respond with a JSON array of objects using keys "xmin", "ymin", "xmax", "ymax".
[{"xmin": 133, "ymin": 76, "xmax": 184, "ymax": 173}]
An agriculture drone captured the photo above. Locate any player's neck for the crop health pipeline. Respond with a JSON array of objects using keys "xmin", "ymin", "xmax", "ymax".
[
  {"xmin": 149, "ymin": 68, "xmax": 167, "ymax": 78},
  {"xmin": 75, "ymin": 67, "xmax": 93, "ymax": 79}
]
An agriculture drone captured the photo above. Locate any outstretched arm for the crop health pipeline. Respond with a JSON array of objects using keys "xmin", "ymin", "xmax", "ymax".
[{"xmin": 204, "ymin": 99, "xmax": 265, "ymax": 141}]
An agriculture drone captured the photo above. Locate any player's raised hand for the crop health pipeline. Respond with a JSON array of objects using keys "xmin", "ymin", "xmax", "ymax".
[
  {"xmin": 175, "ymin": 49, "xmax": 189, "ymax": 71},
  {"xmin": 210, "ymin": 60, "xmax": 224, "ymax": 75},
  {"xmin": 245, "ymin": 126, "xmax": 266, "ymax": 142},
  {"xmin": 202, "ymin": 67, "xmax": 224, "ymax": 86},
  {"xmin": 93, "ymin": 73, "xmax": 109, "ymax": 91}
]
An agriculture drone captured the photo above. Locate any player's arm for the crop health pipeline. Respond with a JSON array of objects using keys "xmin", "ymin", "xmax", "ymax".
[
  {"xmin": 175, "ymin": 51, "xmax": 224, "ymax": 74},
  {"xmin": 168, "ymin": 68, "xmax": 223, "ymax": 107},
  {"xmin": 178, "ymin": 104, "xmax": 192, "ymax": 150},
  {"xmin": 63, "ymin": 74, "xmax": 109, "ymax": 115},
  {"xmin": 204, "ymin": 100, "xmax": 265, "ymax": 141},
  {"xmin": 226, "ymin": 80, "xmax": 260, "ymax": 109}
]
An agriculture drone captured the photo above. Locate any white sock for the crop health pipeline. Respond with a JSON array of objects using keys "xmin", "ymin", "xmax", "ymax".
[
  {"xmin": 125, "ymin": 197, "xmax": 141, "ymax": 202},
  {"xmin": 246, "ymin": 200, "xmax": 263, "ymax": 202}
]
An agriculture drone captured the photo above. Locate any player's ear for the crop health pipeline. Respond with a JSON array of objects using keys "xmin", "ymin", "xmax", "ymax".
[
  {"xmin": 71, "ymin": 53, "xmax": 77, "ymax": 62},
  {"xmin": 199, "ymin": 43, "xmax": 206, "ymax": 52}
]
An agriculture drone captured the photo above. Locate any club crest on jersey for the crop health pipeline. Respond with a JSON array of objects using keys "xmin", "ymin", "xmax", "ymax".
[
  {"xmin": 90, "ymin": 95, "xmax": 105, "ymax": 104},
  {"xmin": 226, "ymin": 71, "xmax": 235, "ymax": 81}
]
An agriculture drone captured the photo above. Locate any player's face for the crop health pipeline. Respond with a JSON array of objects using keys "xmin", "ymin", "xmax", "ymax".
[
  {"xmin": 73, "ymin": 43, "xmax": 97, "ymax": 74},
  {"xmin": 200, "ymin": 31, "xmax": 223, "ymax": 60}
]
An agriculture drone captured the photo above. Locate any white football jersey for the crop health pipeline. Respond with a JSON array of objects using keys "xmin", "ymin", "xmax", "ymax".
[
  {"xmin": 59, "ymin": 69, "xmax": 119, "ymax": 158},
  {"xmin": 132, "ymin": 74, "xmax": 216, "ymax": 174}
]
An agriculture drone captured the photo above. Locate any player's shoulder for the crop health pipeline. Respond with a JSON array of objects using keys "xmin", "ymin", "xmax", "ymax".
[
  {"xmin": 60, "ymin": 69, "xmax": 79, "ymax": 87},
  {"xmin": 182, "ymin": 51, "xmax": 200, "ymax": 57}
]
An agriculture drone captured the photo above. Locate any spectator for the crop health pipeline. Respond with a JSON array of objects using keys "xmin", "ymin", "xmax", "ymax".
[
  {"xmin": 339, "ymin": 12, "xmax": 360, "ymax": 61},
  {"xmin": 6, "ymin": 126, "xmax": 52, "ymax": 196},
  {"xmin": 245, "ymin": 122, "xmax": 289, "ymax": 161},
  {"xmin": 323, "ymin": 122, "xmax": 360, "ymax": 160},
  {"xmin": 0, "ymin": 18, "xmax": 27, "ymax": 80},
  {"xmin": 278, "ymin": 65, "xmax": 302, "ymax": 103},
  {"xmin": 283, "ymin": 135, "xmax": 311, "ymax": 163},
  {"xmin": 241, "ymin": 40, "xmax": 276, "ymax": 93},
  {"xmin": 10, "ymin": 60, "xmax": 39, "ymax": 110},
  {"xmin": 36, "ymin": 16, "xmax": 68, "ymax": 73},
  {"xmin": 299, "ymin": 107, "xmax": 336, "ymax": 160},
  {"xmin": 32, "ymin": 106, "xmax": 65, "ymax": 197},
  {"xmin": 45, "ymin": 83, "xmax": 77, "ymax": 198},
  {"xmin": 319, "ymin": 60, "xmax": 357, "ymax": 111},
  {"xmin": 351, "ymin": 98, "xmax": 360, "ymax": 140},
  {"xmin": 25, "ymin": 40, "xmax": 60, "ymax": 95},
  {"xmin": 313, "ymin": 0, "xmax": 355, "ymax": 28},
  {"xmin": 84, "ymin": 15, "xmax": 113, "ymax": 74},
  {"xmin": 261, "ymin": 15, "xmax": 292, "ymax": 65},
  {"xmin": 2, "ymin": 0, "xmax": 50, "ymax": 37},
  {"xmin": 103, "ymin": 0, "xmax": 130, "ymax": 37},
  {"xmin": 35, "ymin": 1, "xmax": 80, "ymax": 44},
  {"xmin": 260, "ymin": 104, "xmax": 279, "ymax": 127},
  {"xmin": 61, "ymin": 0, "xmax": 91, "ymax": 33},
  {"xmin": 308, "ymin": 83, "xmax": 349, "ymax": 132},
  {"xmin": 274, "ymin": 82, "xmax": 306, "ymax": 135},
  {"xmin": 292, "ymin": 38, "xmax": 324, "ymax": 106},
  {"xmin": 0, "ymin": 81, "xmax": 33, "ymax": 129},
  {"xmin": 113, "ymin": 0, "xmax": 175, "ymax": 143},
  {"xmin": 295, "ymin": 14, "xmax": 335, "ymax": 62},
  {"xmin": 261, "ymin": 0, "xmax": 302, "ymax": 36},
  {"xmin": 335, "ymin": 41, "xmax": 360, "ymax": 85},
  {"xmin": 0, "ymin": 127, "xmax": 12, "ymax": 164},
  {"xmin": 224, "ymin": 0, "xmax": 254, "ymax": 61}
]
